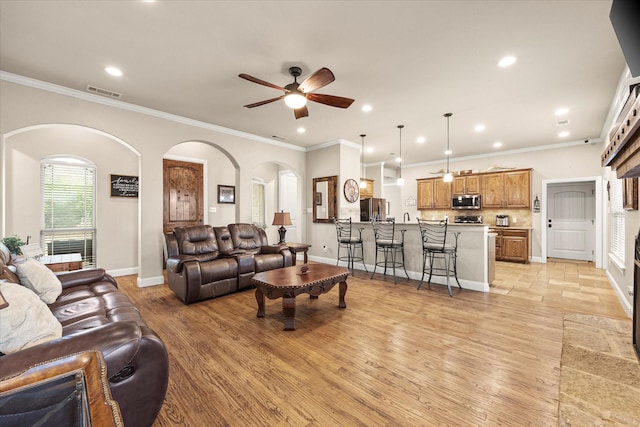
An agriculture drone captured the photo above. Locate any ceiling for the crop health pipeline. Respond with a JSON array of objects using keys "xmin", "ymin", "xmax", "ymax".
[{"xmin": 0, "ymin": 1, "xmax": 628, "ymax": 168}]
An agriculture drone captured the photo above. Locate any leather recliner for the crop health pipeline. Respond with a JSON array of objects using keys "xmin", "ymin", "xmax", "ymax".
[
  {"xmin": 0, "ymin": 243, "xmax": 169, "ymax": 427},
  {"xmin": 165, "ymin": 225, "xmax": 246, "ymax": 304},
  {"xmin": 228, "ymin": 223, "xmax": 293, "ymax": 272}
]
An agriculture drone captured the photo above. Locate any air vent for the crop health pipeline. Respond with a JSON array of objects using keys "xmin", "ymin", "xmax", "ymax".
[
  {"xmin": 272, "ymin": 135, "xmax": 288, "ymax": 141},
  {"xmin": 86, "ymin": 85, "xmax": 122, "ymax": 99},
  {"xmin": 556, "ymin": 119, "xmax": 570, "ymax": 126}
]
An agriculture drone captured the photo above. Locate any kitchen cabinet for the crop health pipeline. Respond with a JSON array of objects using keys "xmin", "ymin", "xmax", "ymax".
[
  {"xmin": 453, "ymin": 175, "xmax": 480, "ymax": 195},
  {"xmin": 417, "ymin": 178, "xmax": 451, "ymax": 210},
  {"xmin": 481, "ymin": 169, "xmax": 531, "ymax": 209},
  {"xmin": 359, "ymin": 178, "xmax": 374, "ymax": 199},
  {"xmin": 490, "ymin": 228, "xmax": 531, "ymax": 263}
]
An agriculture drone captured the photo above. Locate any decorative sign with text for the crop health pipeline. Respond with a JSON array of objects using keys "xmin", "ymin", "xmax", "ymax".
[{"xmin": 111, "ymin": 174, "xmax": 139, "ymax": 198}]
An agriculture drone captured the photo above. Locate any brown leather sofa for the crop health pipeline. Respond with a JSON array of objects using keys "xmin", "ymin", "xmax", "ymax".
[
  {"xmin": 0, "ymin": 243, "xmax": 169, "ymax": 427},
  {"xmin": 164, "ymin": 223, "xmax": 292, "ymax": 304}
]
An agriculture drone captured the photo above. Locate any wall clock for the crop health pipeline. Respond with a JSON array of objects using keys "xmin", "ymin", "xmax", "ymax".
[{"xmin": 343, "ymin": 178, "xmax": 360, "ymax": 203}]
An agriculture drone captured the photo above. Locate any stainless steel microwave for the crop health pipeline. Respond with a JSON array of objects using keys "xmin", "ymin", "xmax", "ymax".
[{"xmin": 451, "ymin": 194, "xmax": 481, "ymax": 210}]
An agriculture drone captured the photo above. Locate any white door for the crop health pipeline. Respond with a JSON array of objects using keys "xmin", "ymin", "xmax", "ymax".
[{"xmin": 547, "ymin": 182, "xmax": 595, "ymax": 260}]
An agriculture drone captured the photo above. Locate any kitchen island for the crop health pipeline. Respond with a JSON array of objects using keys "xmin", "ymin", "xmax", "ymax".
[{"xmin": 321, "ymin": 222, "xmax": 493, "ymax": 293}]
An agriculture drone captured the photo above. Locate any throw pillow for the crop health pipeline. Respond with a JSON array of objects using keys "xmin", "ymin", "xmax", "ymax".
[
  {"xmin": 15, "ymin": 258, "xmax": 62, "ymax": 304},
  {"xmin": 0, "ymin": 281, "xmax": 62, "ymax": 354}
]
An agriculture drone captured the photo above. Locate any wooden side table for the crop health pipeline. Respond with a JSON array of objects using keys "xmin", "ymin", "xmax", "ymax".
[
  {"xmin": 40, "ymin": 253, "xmax": 83, "ymax": 272},
  {"xmin": 285, "ymin": 243, "xmax": 311, "ymax": 266}
]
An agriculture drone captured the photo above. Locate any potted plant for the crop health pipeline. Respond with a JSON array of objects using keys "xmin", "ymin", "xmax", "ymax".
[{"xmin": 1, "ymin": 235, "xmax": 25, "ymax": 256}]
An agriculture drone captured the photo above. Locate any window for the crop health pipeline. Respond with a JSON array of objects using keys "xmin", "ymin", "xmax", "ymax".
[
  {"xmin": 41, "ymin": 157, "xmax": 96, "ymax": 267},
  {"xmin": 252, "ymin": 180, "xmax": 266, "ymax": 228},
  {"xmin": 610, "ymin": 177, "xmax": 625, "ymax": 263}
]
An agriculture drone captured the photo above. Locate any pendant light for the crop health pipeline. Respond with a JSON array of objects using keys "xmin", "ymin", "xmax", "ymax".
[
  {"xmin": 360, "ymin": 134, "xmax": 367, "ymax": 188},
  {"xmin": 397, "ymin": 125, "xmax": 405, "ymax": 186},
  {"xmin": 443, "ymin": 113, "xmax": 453, "ymax": 183}
]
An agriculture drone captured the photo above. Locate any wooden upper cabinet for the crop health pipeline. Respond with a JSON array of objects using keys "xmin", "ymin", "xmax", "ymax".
[
  {"xmin": 360, "ymin": 178, "xmax": 374, "ymax": 199},
  {"xmin": 453, "ymin": 175, "xmax": 480, "ymax": 195},
  {"xmin": 481, "ymin": 169, "xmax": 531, "ymax": 209},
  {"xmin": 417, "ymin": 178, "xmax": 451, "ymax": 210}
]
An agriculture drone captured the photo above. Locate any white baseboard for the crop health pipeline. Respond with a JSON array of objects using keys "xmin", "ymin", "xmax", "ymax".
[
  {"xmin": 136, "ymin": 275, "xmax": 165, "ymax": 288},
  {"xmin": 106, "ymin": 267, "xmax": 138, "ymax": 277},
  {"xmin": 606, "ymin": 270, "xmax": 633, "ymax": 318}
]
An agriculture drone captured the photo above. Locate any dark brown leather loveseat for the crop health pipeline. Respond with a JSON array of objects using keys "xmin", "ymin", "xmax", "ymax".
[
  {"xmin": 164, "ymin": 223, "xmax": 292, "ymax": 304},
  {"xmin": 0, "ymin": 244, "xmax": 169, "ymax": 427}
]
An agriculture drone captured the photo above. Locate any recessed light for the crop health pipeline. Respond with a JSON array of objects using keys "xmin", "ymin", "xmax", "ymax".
[
  {"xmin": 105, "ymin": 66, "xmax": 123, "ymax": 77},
  {"xmin": 417, "ymin": 136, "xmax": 426, "ymax": 143},
  {"xmin": 366, "ymin": 147, "xmax": 374, "ymax": 153},
  {"xmin": 474, "ymin": 124, "xmax": 486, "ymax": 132},
  {"xmin": 493, "ymin": 141, "xmax": 503, "ymax": 148},
  {"xmin": 297, "ymin": 127, "xmax": 305, "ymax": 134},
  {"xmin": 395, "ymin": 157, "xmax": 402, "ymax": 163},
  {"xmin": 558, "ymin": 131, "xmax": 570, "ymax": 138},
  {"xmin": 555, "ymin": 107, "xmax": 569, "ymax": 116},
  {"xmin": 444, "ymin": 150, "xmax": 452, "ymax": 155},
  {"xmin": 498, "ymin": 56, "xmax": 517, "ymax": 67},
  {"xmin": 361, "ymin": 104, "xmax": 373, "ymax": 112}
]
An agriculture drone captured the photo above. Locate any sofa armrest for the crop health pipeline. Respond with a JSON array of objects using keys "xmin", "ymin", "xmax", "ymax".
[
  {"xmin": 56, "ymin": 268, "xmax": 118, "ymax": 290},
  {"xmin": 166, "ymin": 255, "xmax": 197, "ymax": 274},
  {"xmin": 260, "ymin": 244, "xmax": 288, "ymax": 254},
  {"xmin": 1, "ymin": 322, "xmax": 145, "ymax": 381}
]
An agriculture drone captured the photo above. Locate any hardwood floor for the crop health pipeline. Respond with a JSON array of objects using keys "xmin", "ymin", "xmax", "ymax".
[{"xmin": 116, "ymin": 260, "xmax": 628, "ymax": 426}]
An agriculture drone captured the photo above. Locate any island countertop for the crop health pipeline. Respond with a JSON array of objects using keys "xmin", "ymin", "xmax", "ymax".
[{"xmin": 328, "ymin": 221, "xmax": 493, "ymax": 292}]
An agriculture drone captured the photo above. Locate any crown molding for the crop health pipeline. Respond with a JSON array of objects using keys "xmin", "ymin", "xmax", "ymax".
[{"xmin": 0, "ymin": 71, "xmax": 305, "ymax": 152}]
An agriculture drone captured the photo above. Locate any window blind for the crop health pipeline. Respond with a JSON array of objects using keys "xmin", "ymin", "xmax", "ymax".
[
  {"xmin": 40, "ymin": 159, "xmax": 96, "ymax": 267},
  {"xmin": 610, "ymin": 178, "xmax": 625, "ymax": 262}
]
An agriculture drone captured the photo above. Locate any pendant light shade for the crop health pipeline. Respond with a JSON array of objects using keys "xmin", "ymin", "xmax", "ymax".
[
  {"xmin": 360, "ymin": 134, "xmax": 367, "ymax": 188},
  {"xmin": 443, "ymin": 113, "xmax": 453, "ymax": 183},
  {"xmin": 397, "ymin": 125, "xmax": 405, "ymax": 186}
]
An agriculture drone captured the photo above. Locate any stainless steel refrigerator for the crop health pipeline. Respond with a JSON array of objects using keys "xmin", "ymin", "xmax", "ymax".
[{"xmin": 360, "ymin": 198, "xmax": 386, "ymax": 222}]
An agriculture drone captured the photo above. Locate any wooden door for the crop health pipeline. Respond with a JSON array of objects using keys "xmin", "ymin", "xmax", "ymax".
[
  {"xmin": 163, "ymin": 159, "xmax": 204, "ymax": 233},
  {"xmin": 503, "ymin": 170, "xmax": 531, "ymax": 208},
  {"xmin": 417, "ymin": 179, "xmax": 434, "ymax": 209},
  {"xmin": 481, "ymin": 173, "xmax": 504, "ymax": 208},
  {"xmin": 433, "ymin": 180, "xmax": 452, "ymax": 209}
]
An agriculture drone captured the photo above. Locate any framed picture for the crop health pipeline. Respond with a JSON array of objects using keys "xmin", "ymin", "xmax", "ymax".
[
  {"xmin": 217, "ymin": 185, "xmax": 235, "ymax": 204},
  {"xmin": 315, "ymin": 192, "xmax": 322, "ymax": 206},
  {"xmin": 623, "ymin": 177, "xmax": 638, "ymax": 210}
]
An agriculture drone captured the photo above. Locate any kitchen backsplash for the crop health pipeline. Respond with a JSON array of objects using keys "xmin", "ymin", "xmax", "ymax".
[{"xmin": 419, "ymin": 208, "xmax": 532, "ymax": 227}]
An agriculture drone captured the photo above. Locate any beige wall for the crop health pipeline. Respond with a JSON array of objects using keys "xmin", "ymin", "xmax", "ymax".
[{"xmin": 1, "ymin": 80, "xmax": 306, "ymax": 285}]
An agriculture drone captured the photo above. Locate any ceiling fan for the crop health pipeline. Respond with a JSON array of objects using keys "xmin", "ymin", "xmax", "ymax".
[{"xmin": 239, "ymin": 66, "xmax": 355, "ymax": 119}]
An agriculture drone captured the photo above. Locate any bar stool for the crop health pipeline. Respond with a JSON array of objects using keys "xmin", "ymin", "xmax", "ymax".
[
  {"xmin": 371, "ymin": 218, "xmax": 408, "ymax": 283},
  {"xmin": 333, "ymin": 218, "xmax": 367, "ymax": 274},
  {"xmin": 417, "ymin": 218, "xmax": 461, "ymax": 296}
]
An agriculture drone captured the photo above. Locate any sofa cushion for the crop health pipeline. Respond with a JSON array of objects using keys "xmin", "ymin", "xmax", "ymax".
[
  {"xmin": 0, "ymin": 281, "xmax": 62, "ymax": 354},
  {"xmin": 15, "ymin": 258, "xmax": 62, "ymax": 304},
  {"xmin": 228, "ymin": 223, "xmax": 263, "ymax": 250}
]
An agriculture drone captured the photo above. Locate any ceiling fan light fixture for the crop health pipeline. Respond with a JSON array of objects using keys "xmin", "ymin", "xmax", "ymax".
[
  {"xmin": 443, "ymin": 172, "xmax": 453, "ymax": 183},
  {"xmin": 284, "ymin": 92, "xmax": 307, "ymax": 109}
]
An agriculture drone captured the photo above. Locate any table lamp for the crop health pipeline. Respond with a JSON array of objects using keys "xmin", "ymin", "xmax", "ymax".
[{"xmin": 272, "ymin": 211, "xmax": 292, "ymax": 244}]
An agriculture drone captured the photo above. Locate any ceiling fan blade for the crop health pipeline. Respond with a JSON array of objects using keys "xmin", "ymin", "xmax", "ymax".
[
  {"xmin": 298, "ymin": 68, "xmax": 335, "ymax": 93},
  {"xmin": 238, "ymin": 74, "xmax": 286, "ymax": 91},
  {"xmin": 307, "ymin": 93, "xmax": 355, "ymax": 109},
  {"xmin": 243, "ymin": 95, "xmax": 284, "ymax": 108},
  {"xmin": 294, "ymin": 106, "xmax": 309, "ymax": 119}
]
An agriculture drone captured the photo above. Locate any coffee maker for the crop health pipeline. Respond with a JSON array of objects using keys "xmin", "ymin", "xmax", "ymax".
[{"xmin": 496, "ymin": 214, "xmax": 510, "ymax": 227}]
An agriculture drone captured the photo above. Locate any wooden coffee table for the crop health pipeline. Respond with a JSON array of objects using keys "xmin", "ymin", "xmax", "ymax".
[{"xmin": 252, "ymin": 264, "xmax": 349, "ymax": 330}]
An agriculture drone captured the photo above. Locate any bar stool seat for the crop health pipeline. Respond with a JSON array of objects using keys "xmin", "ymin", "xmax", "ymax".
[
  {"xmin": 333, "ymin": 218, "xmax": 367, "ymax": 274},
  {"xmin": 371, "ymin": 218, "xmax": 408, "ymax": 283},
  {"xmin": 417, "ymin": 218, "xmax": 462, "ymax": 296}
]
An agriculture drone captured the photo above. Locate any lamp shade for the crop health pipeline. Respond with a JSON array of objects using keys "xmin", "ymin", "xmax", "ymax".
[{"xmin": 272, "ymin": 212, "xmax": 292, "ymax": 226}]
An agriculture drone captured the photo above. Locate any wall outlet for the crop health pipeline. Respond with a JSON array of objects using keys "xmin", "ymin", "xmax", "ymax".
[{"xmin": 512, "ymin": 216, "xmax": 517, "ymax": 224}]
